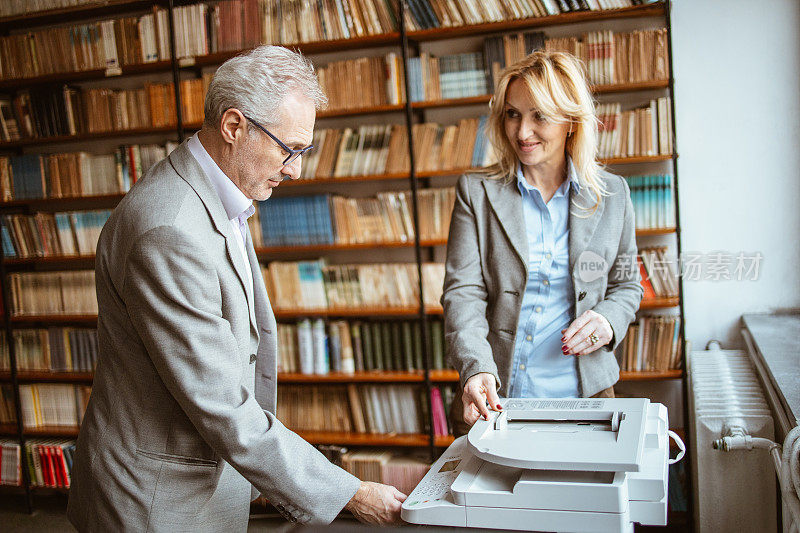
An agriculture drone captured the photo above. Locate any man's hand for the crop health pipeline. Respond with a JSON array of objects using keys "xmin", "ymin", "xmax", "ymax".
[
  {"xmin": 462, "ymin": 372, "xmax": 502, "ymax": 426},
  {"xmin": 345, "ymin": 481, "xmax": 406, "ymax": 524}
]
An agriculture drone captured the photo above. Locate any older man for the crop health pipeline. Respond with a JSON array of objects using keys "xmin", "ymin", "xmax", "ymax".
[{"xmin": 67, "ymin": 46, "xmax": 405, "ymax": 531}]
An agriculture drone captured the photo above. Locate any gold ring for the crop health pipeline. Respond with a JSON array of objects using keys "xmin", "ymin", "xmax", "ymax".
[{"xmin": 588, "ymin": 333, "xmax": 599, "ymax": 345}]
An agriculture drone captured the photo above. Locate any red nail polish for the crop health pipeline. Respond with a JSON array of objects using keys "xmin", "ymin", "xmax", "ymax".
[
  {"xmin": 561, "ymin": 336, "xmax": 566, "ymax": 341},
  {"xmin": 496, "ymin": 404, "xmax": 502, "ymax": 410}
]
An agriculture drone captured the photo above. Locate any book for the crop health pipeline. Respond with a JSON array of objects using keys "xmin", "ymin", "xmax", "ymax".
[
  {"xmin": 258, "ymin": 188, "xmax": 454, "ymax": 247},
  {"xmin": 615, "ymin": 315, "xmax": 681, "ymax": 372},
  {"xmin": 18, "ymin": 383, "xmax": 89, "ymax": 428},
  {"xmin": 2, "ymin": 327, "xmax": 97, "ymax": 372},
  {"xmin": 263, "ymin": 261, "xmax": 444, "ymax": 312},
  {"xmin": 639, "ymin": 246, "xmax": 679, "ymax": 298},
  {"xmin": 317, "ymin": 53, "xmax": 405, "ymax": 112},
  {"xmin": 277, "ymin": 383, "xmax": 445, "ymax": 435},
  {"xmin": 3, "ymin": 210, "xmax": 111, "ymax": 258},
  {"xmin": 597, "ymin": 98, "xmax": 673, "ymax": 158},
  {"xmin": 273, "ymin": 318, "xmax": 449, "ymax": 374},
  {"xmin": 625, "ymin": 175, "xmax": 675, "ymax": 230},
  {"xmin": 8, "ymin": 271, "xmax": 97, "ymax": 316}
]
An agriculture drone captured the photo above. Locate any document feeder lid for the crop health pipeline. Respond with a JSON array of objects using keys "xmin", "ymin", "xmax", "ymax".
[{"xmin": 466, "ymin": 398, "xmax": 648, "ymax": 472}]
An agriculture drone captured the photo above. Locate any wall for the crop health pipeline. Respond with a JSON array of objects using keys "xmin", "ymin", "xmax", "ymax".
[{"xmin": 670, "ymin": 0, "xmax": 800, "ymax": 350}]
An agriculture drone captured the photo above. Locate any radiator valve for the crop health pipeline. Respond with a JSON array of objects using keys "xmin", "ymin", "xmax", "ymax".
[{"xmin": 713, "ymin": 434, "xmax": 754, "ymax": 451}]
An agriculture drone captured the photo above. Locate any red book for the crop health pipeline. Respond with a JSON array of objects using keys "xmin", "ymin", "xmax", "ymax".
[
  {"xmin": 54, "ymin": 445, "xmax": 69, "ymax": 488},
  {"xmin": 38, "ymin": 445, "xmax": 53, "ymax": 487},
  {"xmin": 430, "ymin": 387, "xmax": 447, "ymax": 437},
  {"xmin": 638, "ymin": 256, "xmax": 657, "ymax": 300}
]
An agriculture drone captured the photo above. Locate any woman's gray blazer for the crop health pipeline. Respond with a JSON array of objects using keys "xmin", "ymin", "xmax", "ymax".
[{"xmin": 442, "ymin": 170, "xmax": 643, "ymax": 397}]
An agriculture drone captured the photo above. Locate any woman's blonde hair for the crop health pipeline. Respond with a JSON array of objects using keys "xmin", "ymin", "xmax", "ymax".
[{"xmin": 485, "ymin": 50, "xmax": 607, "ymax": 212}]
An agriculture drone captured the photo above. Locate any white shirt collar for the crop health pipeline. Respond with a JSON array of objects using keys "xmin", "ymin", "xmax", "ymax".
[
  {"xmin": 187, "ymin": 133, "xmax": 253, "ymax": 222},
  {"xmin": 516, "ymin": 156, "xmax": 581, "ymax": 198}
]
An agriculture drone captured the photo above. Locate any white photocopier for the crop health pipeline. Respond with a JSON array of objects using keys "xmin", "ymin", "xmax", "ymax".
[{"xmin": 401, "ymin": 397, "xmax": 685, "ymax": 532}]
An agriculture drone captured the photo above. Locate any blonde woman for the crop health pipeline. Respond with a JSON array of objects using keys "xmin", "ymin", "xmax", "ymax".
[{"xmin": 442, "ymin": 51, "xmax": 643, "ymax": 432}]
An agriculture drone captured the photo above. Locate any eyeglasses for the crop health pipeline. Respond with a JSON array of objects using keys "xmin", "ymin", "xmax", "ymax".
[{"xmin": 243, "ymin": 115, "xmax": 314, "ymax": 166}]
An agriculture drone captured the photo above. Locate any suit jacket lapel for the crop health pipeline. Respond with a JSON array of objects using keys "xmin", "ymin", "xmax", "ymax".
[
  {"xmin": 245, "ymin": 226, "xmax": 274, "ymax": 338},
  {"xmin": 483, "ymin": 178, "xmax": 528, "ymax": 269},
  {"xmin": 568, "ymin": 184, "xmax": 606, "ymax": 272},
  {"xmin": 168, "ymin": 143, "xmax": 256, "ymax": 319},
  {"xmin": 246, "ymin": 227, "xmax": 278, "ymax": 411}
]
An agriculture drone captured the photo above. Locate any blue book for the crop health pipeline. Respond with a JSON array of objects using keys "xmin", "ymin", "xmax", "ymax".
[
  {"xmin": 665, "ymin": 175, "xmax": 674, "ymax": 227},
  {"xmin": 643, "ymin": 175, "xmax": 653, "ymax": 229},
  {"xmin": 1, "ymin": 220, "xmax": 16, "ymax": 257},
  {"xmin": 294, "ymin": 197, "xmax": 306, "ymax": 246},
  {"xmin": 319, "ymin": 195, "xmax": 335, "ymax": 244},
  {"xmin": 305, "ymin": 196, "xmax": 317, "ymax": 245}
]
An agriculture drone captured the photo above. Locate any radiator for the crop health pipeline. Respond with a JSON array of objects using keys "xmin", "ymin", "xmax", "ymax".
[{"xmin": 687, "ymin": 347, "xmax": 777, "ymax": 533}]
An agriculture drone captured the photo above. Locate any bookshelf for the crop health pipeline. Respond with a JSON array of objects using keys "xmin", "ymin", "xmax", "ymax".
[{"xmin": 0, "ymin": 0, "xmax": 686, "ymax": 518}]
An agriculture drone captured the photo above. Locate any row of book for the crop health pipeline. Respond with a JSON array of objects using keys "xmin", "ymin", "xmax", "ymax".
[
  {"xmin": 278, "ymin": 383, "xmax": 454, "ymax": 436},
  {"xmin": 277, "ymin": 318, "xmax": 447, "ymax": 374},
  {"xmin": 7, "ymin": 271, "xmax": 97, "ymax": 316},
  {"xmin": 0, "ymin": 0, "xmax": 98, "ymax": 17},
  {"xmin": 0, "ymin": 143, "xmax": 178, "ymax": 201},
  {"xmin": 617, "ymin": 315, "xmax": 681, "ymax": 372},
  {"xmin": 324, "ymin": 29, "xmax": 667, "ymax": 110},
  {"xmin": 0, "ymin": 3, "xmax": 268, "ymax": 79},
  {"xmin": 403, "ymin": 0, "xmax": 656, "ymax": 30},
  {"xmin": 317, "ymin": 53, "xmax": 405, "ymax": 111},
  {"xmin": 19, "ymin": 383, "xmax": 91, "ymax": 429},
  {"xmin": 0, "ymin": 77, "xmax": 207, "ymax": 141},
  {"xmin": 626, "ymin": 175, "xmax": 675, "ymax": 230},
  {"xmin": 0, "ymin": 328, "xmax": 98, "ymax": 373},
  {"xmin": 2, "ymin": 210, "xmax": 111, "ymax": 258},
  {"xmin": 0, "ymin": 15, "xmax": 165, "ymax": 80},
  {"xmin": 223, "ymin": 0, "xmax": 399, "ymax": 50},
  {"xmin": 407, "ymin": 52, "xmax": 488, "ymax": 102},
  {"xmin": 413, "ymin": 118, "xmax": 495, "ymax": 171},
  {"xmin": 0, "ymin": 1, "xmax": 661, "ymax": 79},
  {"xmin": 262, "ymin": 261, "xmax": 445, "ymax": 311},
  {"xmin": 1, "ymin": 439, "xmax": 21, "ymax": 486},
  {"xmin": 543, "ymin": 28, "xmax": 669, "ymax": 86},
  {"xmin": 0, "ymin": 179, "xmax": 674, "ymax": 257},
  {"xmin": 6, "ymin": 262, "xmax": 446, "ymax": 316},
  {"xmin": 301, "ymin": 117, "xmax": 492, "ymax": 179},
  {"xmin": 0, "ymin": 439, "xmax": 76, "ymax": 489},
  {"xmin": 253, "ymin": 188, "xmax": 455, "ymax": 247},
  {"xmin": 597, "ymin": 98, "xmax": 673, "ymax": 158},
  {"xmin": 639, "ymin": 246, "xmax": 679, "ymax": 299}
]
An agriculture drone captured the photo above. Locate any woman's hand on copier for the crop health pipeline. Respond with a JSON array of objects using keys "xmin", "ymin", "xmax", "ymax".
[{"xmin": 462, "ymin": 373, "xmax": 503, "ymax": 426}]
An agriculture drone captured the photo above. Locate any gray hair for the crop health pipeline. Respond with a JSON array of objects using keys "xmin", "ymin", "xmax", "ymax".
[{"xmin": 203, "ymin": 45, "xmax": 327, "ymax": 129}]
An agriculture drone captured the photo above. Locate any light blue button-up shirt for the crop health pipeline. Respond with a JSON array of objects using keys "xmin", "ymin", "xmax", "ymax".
[{"xmin": 508, "ymin": 159, "xmax": 579, "ymax": 398}]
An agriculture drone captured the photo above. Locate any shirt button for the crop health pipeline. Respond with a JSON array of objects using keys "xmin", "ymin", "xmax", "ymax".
[
  {"xmin": 526, "ymin": 335, "xmax": 532, "ymax": 341},
  {"xmin": 542, "ymin": 279, "xmax": 549, "ymax": 286},
  {"xmin": 535, "ymin": 306, "xmax": 542, "ymax": 313},
  {"xmin": 519, "ymin": 364, "xmax": 526, "ymax": 370},
  {"xmin": 545, "ymin": 253, "xmax": 552, "ymax": 260}
]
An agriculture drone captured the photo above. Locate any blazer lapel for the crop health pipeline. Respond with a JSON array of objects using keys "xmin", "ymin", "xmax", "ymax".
[
  {"xmin": 168, "ymin": 143, "xmax": 256, "ymax": 319},
  {"xmin": 482, "ymin": 178, "xmax": 528, "ymax": 268},
  {"xmin": 568, "ymin": 184, "xmax": 606, "ymax": 272},
  {"xmin": 245, "ymin": 226, "xmax": 274, "ymax": 338}
]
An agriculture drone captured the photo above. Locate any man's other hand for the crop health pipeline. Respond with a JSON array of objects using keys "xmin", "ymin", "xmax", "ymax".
[{"xmin": 345, "ymin": 480, "xmax": 407, "ymax": 524}]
